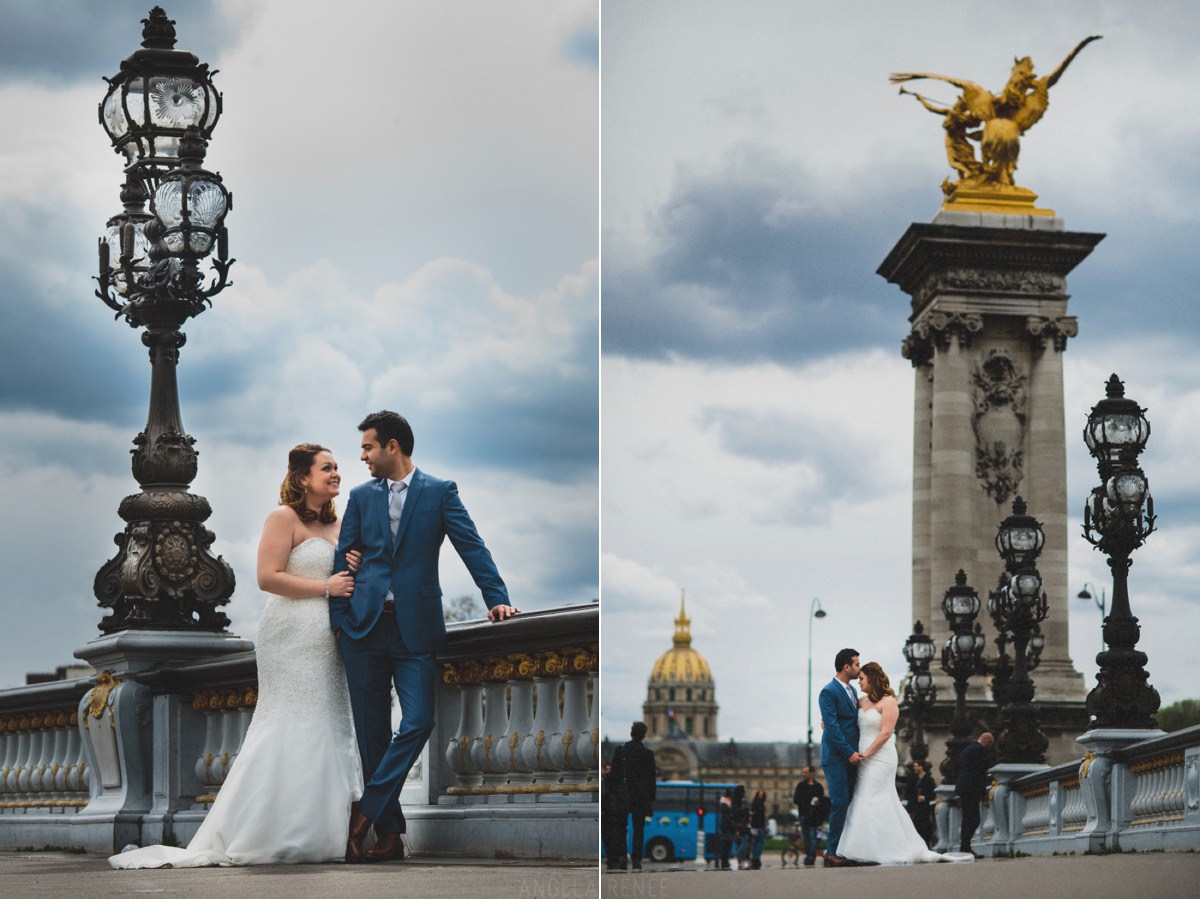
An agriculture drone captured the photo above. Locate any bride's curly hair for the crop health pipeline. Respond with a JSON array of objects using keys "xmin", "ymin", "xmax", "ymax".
[
  {"xmin": 860, "ymin": 662, "xmax": 896, "ymax": 703},
  {"xmin": 279, "ymin": 443, "xmax": 338, "ymax": 524}
]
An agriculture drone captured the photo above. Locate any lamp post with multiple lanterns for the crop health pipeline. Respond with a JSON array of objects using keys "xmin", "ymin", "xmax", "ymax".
[
  {"xmin": 92, "ymin": 7, "xmax": 236, "ymax": 633},
  {"xmin": 991, "ymin": 497, "xmax": 1050, "ymax": 763},
  {"xmin": 1081, "ymin": 375, "xmax": 1160, "ymax": 729},
  {"xmin": 901, "ymin": 619, "xmax": 938, "ymax": 765},
  {"xmin": 938, "ymin": 570, "xmax": 986, "ymax": 783}
]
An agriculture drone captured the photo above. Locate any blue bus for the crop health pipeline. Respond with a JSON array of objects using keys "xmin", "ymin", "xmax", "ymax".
[{"xmin": 633, "ymin": 780, "xmax": 740, "ymax": 863}]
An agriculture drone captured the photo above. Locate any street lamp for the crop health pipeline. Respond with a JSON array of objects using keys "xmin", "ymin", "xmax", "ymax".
[
  {"xmin": 901, "ymin": 620, "xmax": 937, "ymax": 764},
  {"xmin": 992, "ymin": 497, "xmax": 1049, "ymax": 763},
  {"xmin": 806, "ymin": 597, "xmax": 827, "ymax": 767},
  {"xmin": 1077, "ymin": 583, "xmax": 1107, "ymax": 653},
  {"xmin": 1081, "ymin": 375, "xmax": 1160, "ymax": 729},
  {"xmin": 92, "ymin": 7, "xmax": 236, "ymax": 632},
  {"xmin": 939, "ymin": 570, "xmax": 984, "ymax": 783}
]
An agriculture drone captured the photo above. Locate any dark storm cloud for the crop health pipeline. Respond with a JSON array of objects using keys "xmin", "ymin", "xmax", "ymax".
[
  {"xmin": 602, "ymin": 147, "xmax": 928, "ymax": 362},
  {"xmin": 0, "ymin": 202, "xmax": 145, "ymax": 425},
  {"xmin": 0, "ymin": 1, "xmax": 230, "ymax": 86}
]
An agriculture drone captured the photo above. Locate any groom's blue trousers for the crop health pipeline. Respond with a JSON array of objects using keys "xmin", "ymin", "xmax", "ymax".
[
  {"xmin": 339, "ymin": 610, "xmax": 437, "ymax": 835},
  {"xmin": 824, "ymin": 760, "xmax": 858, "ymax": 855}
]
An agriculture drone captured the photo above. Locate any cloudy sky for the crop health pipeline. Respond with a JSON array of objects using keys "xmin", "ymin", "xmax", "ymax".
[
  {"xmin": 0, "ymin": 0, "xmax": 597, "ymax": 687},
  {"xmin": 601, "ymin": 0, "xmax": 1200, "ymax": 742}
]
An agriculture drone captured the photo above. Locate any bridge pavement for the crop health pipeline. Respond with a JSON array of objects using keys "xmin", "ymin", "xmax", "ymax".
[
  {"xmin": 603, "ymin": 853, "xmax": 1200, "ymax": 899},
  {"xmin": 5, "ymin": 850, "xmax": 1199, "ymax": 898}
]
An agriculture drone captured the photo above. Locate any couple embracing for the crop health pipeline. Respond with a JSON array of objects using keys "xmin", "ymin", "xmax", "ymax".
[
  {"xmin": 111, "ymin": 411, "xmax": 517, "ymax": 869},
  {"xmin": 819, "ymin": 648, "xmax": 968, "ymax": 867}
]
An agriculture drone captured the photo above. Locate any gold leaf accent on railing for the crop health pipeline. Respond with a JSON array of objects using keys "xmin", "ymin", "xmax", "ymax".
[
  {"xmin": 485, "ymin": 656, "xmax": 514, "ymax": 681},
  {"xmin": 538, "ymin": 652, "xmax": 565, "ymax": 677},
  {"xmin": 560, "ymin": 647, "xmax": 589, "ymax": 673},
  {"xmin": 458, "ymin": 660, "xmax": 486, "ymax": 685},
  {"xmin": 442, "ymin": 662, "xmax": 460, "ymax": 685},
  {"xmin": 535, "ymin": 729, "xmax": 546, "ymax": 767},
  {"xmin": 88, "ymin": 671, "xmax": 119, "ymax": 720},
  {"xmin": 509, "ymin": 653, "xmax": 536, "ymax": 678},
  {"xmin": 1080, "ymin": 750, "xmax": 1094, "ymax": 780}
]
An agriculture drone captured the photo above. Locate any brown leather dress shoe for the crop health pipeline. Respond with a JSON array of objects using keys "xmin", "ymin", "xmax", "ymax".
[
  {"xmin": 364, "ymin": 831, "xmax": 405, "ymax": 863},
  {"xmin": 823, "ymin": 854, "xmax": 858, "ymax": 867},
  {"xmin": 346, "ymin": 802, "xmax": 372, "ymax": 864}
]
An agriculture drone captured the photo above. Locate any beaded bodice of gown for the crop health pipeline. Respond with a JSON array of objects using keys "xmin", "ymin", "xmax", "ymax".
[{"xmin": 109, "ymin": 538, "xmax": 362, "ymax": 868}]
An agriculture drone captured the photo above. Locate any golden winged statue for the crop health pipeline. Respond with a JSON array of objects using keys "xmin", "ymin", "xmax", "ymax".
[{"xmin": 892, "ymin": 36, "xmax": 1100, "ymax": 204}]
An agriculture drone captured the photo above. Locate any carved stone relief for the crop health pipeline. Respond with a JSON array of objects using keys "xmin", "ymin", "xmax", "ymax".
[{"xmin": 973, "ymin": 350, "xmax": 1027, "ymax": 504}]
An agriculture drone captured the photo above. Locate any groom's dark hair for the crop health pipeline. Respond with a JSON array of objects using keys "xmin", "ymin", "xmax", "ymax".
[
  {"xmin": 359, "ymin": 410, "xmax": 414, "ymax": 456},
  {"xmin": 834, "ymin": 648, "xmax": 859, "ymax": 672}
]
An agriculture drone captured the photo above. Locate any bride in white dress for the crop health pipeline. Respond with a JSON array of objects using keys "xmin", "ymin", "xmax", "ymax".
[
  {"xmin": 837, "ymin": 662, "xmax": 969, "ymax": 865},
  {"xmin": 110, "ymin": 444, "xmax": 364, "ymax": 868}
]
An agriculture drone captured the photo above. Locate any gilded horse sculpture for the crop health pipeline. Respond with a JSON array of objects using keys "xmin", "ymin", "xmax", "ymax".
[{"xmin": 892, "ymin": 36, "xmax": 1100, "ymax": 198}]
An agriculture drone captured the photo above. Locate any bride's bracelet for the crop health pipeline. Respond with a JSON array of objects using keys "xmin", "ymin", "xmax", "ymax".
[{"xmin": 324, "ymin": 578, "xmax": 330, "ymax": 600}]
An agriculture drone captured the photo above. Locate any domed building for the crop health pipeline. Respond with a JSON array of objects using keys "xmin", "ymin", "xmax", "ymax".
[
  {"xmin": 602, "ymin": 592, "xmax": 810, "ymax": 821},
  {"xmin": 642, "ymin": 593, "xmax": 718, "ymax": 741}
]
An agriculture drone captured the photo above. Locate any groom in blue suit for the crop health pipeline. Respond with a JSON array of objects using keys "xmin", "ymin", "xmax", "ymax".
[
  {"xmin": 332, "ymin": 410, "xmax": 518, "ymax": 863},
  {"xmin": 818, "ymin": 648, "xmax": 862, "ymax": 867}
]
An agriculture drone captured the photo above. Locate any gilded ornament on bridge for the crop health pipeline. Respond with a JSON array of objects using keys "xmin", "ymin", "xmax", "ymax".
[
  {"xmin": 508, "ymin": 652, "xmax": 537, "ymax": 678},
  {"xmin": 536, "ymin": 651, "xmax": 565, "ymax": 678},
  {"xmin": 88, "ymin": 670, "xmax": 119, "ymax": 719},
  {"xmin": 484, "ymin": 656, "xmax": 513, "ymax": 682},
  {"xmin": 892, "ymin": 36, "xmax": 1101, "ymax": 214}
]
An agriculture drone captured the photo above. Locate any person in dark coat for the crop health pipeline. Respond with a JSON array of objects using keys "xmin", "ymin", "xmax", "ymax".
[
  {"xmin": 748, "ymin": 789, "xmax": 767, "ymax": 869},
  {"xmin": 956, "ymin": 732, "xmax": 994, "ymax": 856},
  {"xmin": 793, "ymin": 765, "xmax": 827, "ymax": 866},
  {"xmin": 905, "ymin": 758, "xmax": 937, "ymax": 848},
  {"xmin": 730, "ymin": 785, "xmax": 751, "ymax": 868},
  {"xmin": 716, "ymin": 789, "xmax": 734, "ymax": 869},
  {"xmin": 601, "ymin": 761, "xmax": 628, "ymax": 870},
  {"xmin": 611, "ymin": 721, "xmax": 656, "ymax": 870}
]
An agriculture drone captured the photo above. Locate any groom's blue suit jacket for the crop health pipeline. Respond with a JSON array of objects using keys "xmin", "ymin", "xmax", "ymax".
[
  {"xmin": 818, "ymin": 677, "xmax": 861, "ymax": 767},
  {"xmin": 330, "ymin": 468, "xmax": 508, "ymax": 652}
]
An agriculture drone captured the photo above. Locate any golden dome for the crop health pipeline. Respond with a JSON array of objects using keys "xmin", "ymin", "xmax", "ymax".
[{"xmin": 649, "ymin": 591, "xmax": 713, "ymax": 684}]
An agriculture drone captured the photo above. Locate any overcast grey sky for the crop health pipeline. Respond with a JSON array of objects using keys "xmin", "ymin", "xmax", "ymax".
[
  {"xmin": 601, "ymin": 0, "xmax": 1200, "ymax": 742},
  {"xmin": 0, "ymin": 0, "xmax": 597, "ymax": 686}
]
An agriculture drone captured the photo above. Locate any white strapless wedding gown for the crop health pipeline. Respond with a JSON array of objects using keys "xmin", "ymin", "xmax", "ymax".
[
  {"xmin": 838, "ymin": 708, "xmax": 963, "ymax": 865},
  {"xmin": 110, "ymin": 539, "xmax": 363, "ymax": 868}
]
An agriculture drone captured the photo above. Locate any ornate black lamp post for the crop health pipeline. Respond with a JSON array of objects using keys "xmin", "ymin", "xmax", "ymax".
[
  {"xmin": 901, "ymin": 620, "xmax": 938, "ymax": 764},
  {"xmin": 1081, "ymin": 375, "xmax": 1160, "ymax": 729},
  {"xmin": 92, "ymin": 8, "xmax": 236, "ymax": 633},
  {"xmin": 939, "ymin": 570, "xmax": 985, "ymax": 783},
  {"xmin": 992, "ymin": 497, "xmax": 1049, "ymax": 763}
]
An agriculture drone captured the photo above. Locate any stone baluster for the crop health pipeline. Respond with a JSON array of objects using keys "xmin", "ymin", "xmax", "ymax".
[
  {"xmin": 473, "ymin": 657, "xmax": 513, "ymax": 788},
  {"xmin": 552, "ymin": 647, "xmax": 591, "ymax": 785},
  {"xmin": 232, "ymin": 686, "xmax": 257, "ymax": 772},
  {"xmin": 13, "ymin": 715, "xmax": 35, "ymax": 802},
  {"xmin": 0, "ymin": 716, "xmax": 16, "ymax": 802},
  {"xmin": 192, "ymin": 690, "xmax": 223, "ymax": 802},
  {"xmin": 444, "ymin": 660, "xmax": 486, "ymax": 790},
  {"xmin": 45, "ymin": 711, "xmax": 70, "ymax": 806},
  {"xmin": 62, "ymin": 711, "xmax": 85, "ymax": 800},
  {"xmin": 500, "ymin": 653, "xmax": 537, "ymax": 788},
  {"xmin": 21, "ymin": 714, "xmax": 46, "ymax": 797},
  {"xmin": 522, "ymin": 651, "xmax": 565, "ymax": 786},
  {"xmin": 568, "ymin": 646, "xmax": 599, "ymax": 781},
  {"xmin": 216, "ymin": 690, "xmax": 241, "ymax": 786}
]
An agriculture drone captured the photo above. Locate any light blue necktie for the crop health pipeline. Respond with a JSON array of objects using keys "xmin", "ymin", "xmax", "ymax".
[{"xmin": 388, "ymin": 481, "xmax": 407, "ymax": 540}]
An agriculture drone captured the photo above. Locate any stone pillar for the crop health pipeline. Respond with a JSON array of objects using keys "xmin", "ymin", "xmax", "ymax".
[{"xmin": 880, "ymin": 213, "xmax": 1102, "ymax": 762}]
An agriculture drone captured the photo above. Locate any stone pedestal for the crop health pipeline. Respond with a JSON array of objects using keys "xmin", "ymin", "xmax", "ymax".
[
  {"xmin": 67, "ymin": 630, "xmax": 252, "ymax": 852},
  {"xmin": 879, "ymin": 212, "xmax": 1101, "ymax": 761},
  {"xmin": 986, "ymin": 762, "xmax": 1048, "ymax": 856},
  {"xmin": 1076, "ymin": 727, "xmax": 1165, "ymax": 853}
]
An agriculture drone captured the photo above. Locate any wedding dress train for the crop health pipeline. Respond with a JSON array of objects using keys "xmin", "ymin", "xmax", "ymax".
[{"xmin": 110, "ymin": 539, "xmax": 362, "ymax": 868}]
